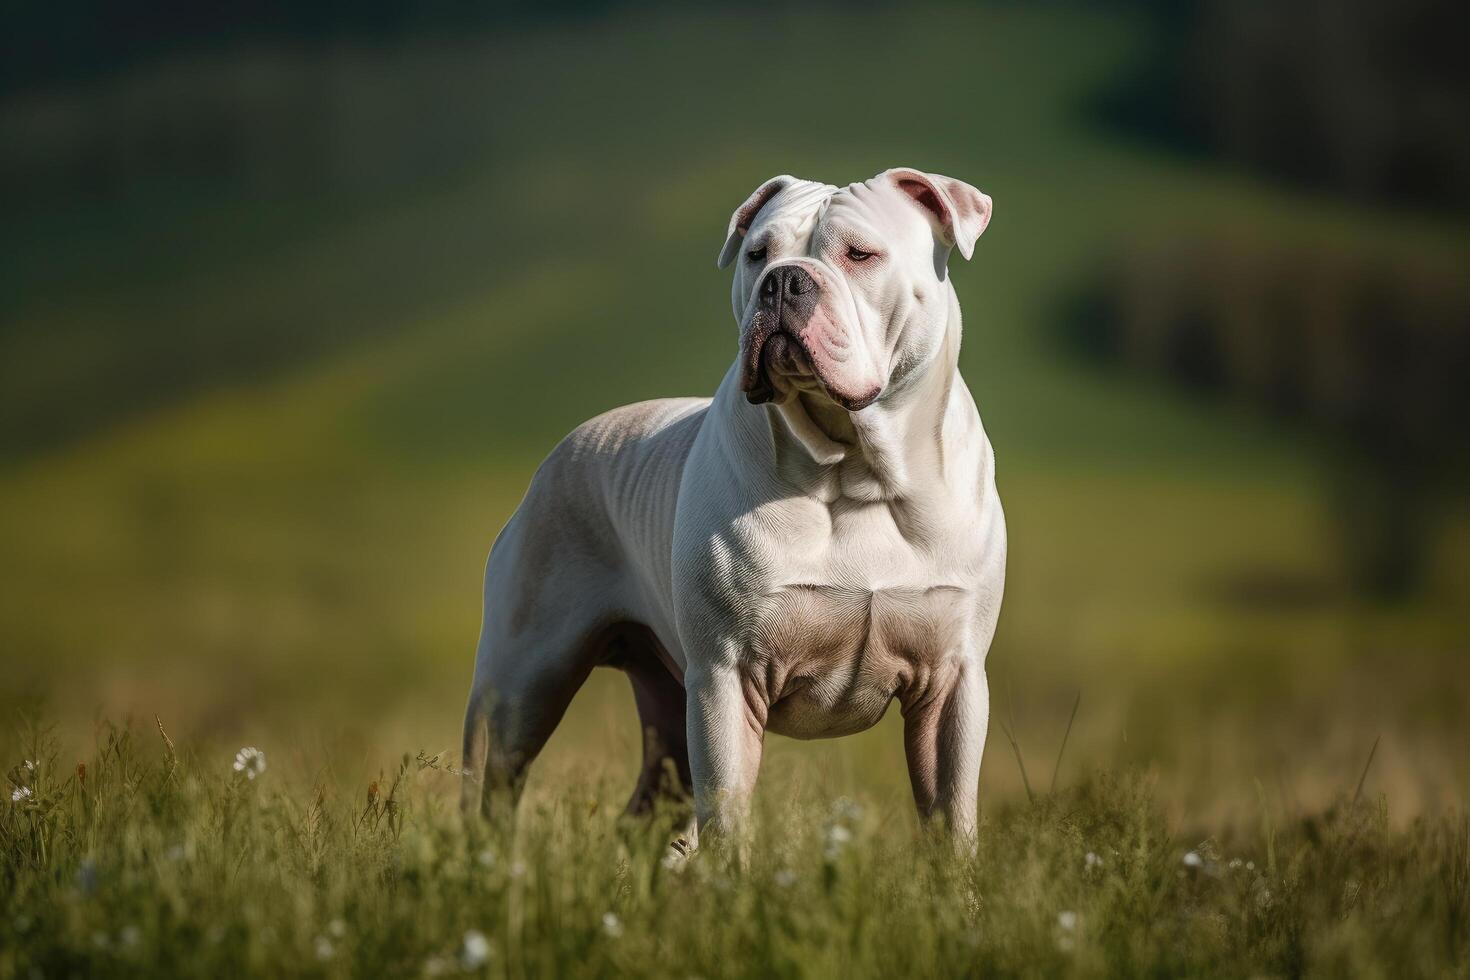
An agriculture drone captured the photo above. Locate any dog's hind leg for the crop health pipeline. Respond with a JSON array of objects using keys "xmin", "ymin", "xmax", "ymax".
[
  {"xmin": 460, "ymin": 505, "xmax": 613, "ymax": 821},
  {"xmin": 461, "ymin": 629, "xmax": 595, "ymax": 821},
  {"xmin": 460, "ymin": 421, "xmax": 671, "ymax": 823},
  {"xmin": 608, "ymin": 625, "xmax": 691, "ymax": 817}
]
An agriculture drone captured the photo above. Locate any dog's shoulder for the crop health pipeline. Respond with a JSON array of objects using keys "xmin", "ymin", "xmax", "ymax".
[
  {"xmin": 527, "ymin": 398, "xmax": 710, "ymax": 515},
  {"xmin": 556, "ymin": 398, "xmax": 709, "ymax": 462},
  {"xmin": 518, "ymin": 399, "xmax": 708, "ymax": 565}
]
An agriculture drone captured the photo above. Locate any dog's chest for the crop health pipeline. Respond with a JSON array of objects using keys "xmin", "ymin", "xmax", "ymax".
[
  {"xmin": 738, "ymin": 504, "xmax": 975, "ymax": 739},
  {"xmin": 750, "ymin": 582, "xmax": 969, "ymax": 738}
]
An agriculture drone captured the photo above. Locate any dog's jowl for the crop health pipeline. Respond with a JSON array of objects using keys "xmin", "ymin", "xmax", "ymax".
[{"xmin": 463, "ymin": 169, "xmax": 1006, "ymax": 848}]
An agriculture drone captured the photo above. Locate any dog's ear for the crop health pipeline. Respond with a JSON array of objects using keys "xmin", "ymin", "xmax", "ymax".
[
  {"xmin": 885, "ymin": 168, "xmax": 992, "ymax": 261},
  {"xmin": 716, "ymin": 175, "xmax": 794, "ymax": 269}
]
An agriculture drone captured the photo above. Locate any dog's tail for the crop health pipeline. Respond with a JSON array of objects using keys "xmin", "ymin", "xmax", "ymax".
[{"xmin": 460, "ymin": 682, "xmax": 490, "ymax": 818}]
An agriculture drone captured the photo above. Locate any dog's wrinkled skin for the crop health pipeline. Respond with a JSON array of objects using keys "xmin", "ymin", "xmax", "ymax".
[{"xmin": 462, "ymin": 168, "xmax": 1005, "ymax": 848}]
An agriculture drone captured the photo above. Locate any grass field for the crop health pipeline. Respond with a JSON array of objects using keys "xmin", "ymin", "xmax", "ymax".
[
  {"xmin": 5, "ymin": 723, "xmax": 1469, "ymax": 978},
  {"xmin": 2, "ymin": 2, "xmax": 1468, "ymax": 975}
]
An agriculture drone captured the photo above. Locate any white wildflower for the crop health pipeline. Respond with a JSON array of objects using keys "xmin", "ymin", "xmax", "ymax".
[
  {"xmin": 1182, "ymin": 851, "xmax": 1203, "ymax": 868},
  {"xmin": 774, "ymin": 868, "xmax": 797, "ymax": 888},
  {"xmin": 460, "ymin": 929, "xmax": 491, "ymax": 969},
  {"xmin": 1056, "ymin": 912, "xmax": 1078, "ymax": 953},
  {"xmin": 822, "ymin": 798, "xmax": 862, "ymax": 861},
  {"xmin": 1084, "ymin": 851, "xmax": 1102, "ymax": 870},
  {"xmin": 119, "ymin": 925, "xmax": 141, "ymax": 948},
  {"xmin": 327, "ymin": 918, "xmax": 347, "ymax": 939},
  {"xmin": 314, "ymin": 936, "xmax": 335, "ymax": 961},
  {"xmin": 1228, "ymin": 858, "xmax": 1243, "ymax": 870},
  {"xmin": 824, "ymin": 823, "xmax": 854, "ymax": 861},
  {"xmin": 602, "ymin": 912, "xmax": 624, "ymax": 938},
  {"xmin": 232, "ymin": 747, "xmax": 267, "ymax": 780},
  {"xmin": 423, "ymin": 954, "xmax": 450, "ymax": 976},
  {"xmin": 476, "ymin": 848, "xmax": 496, "ymax": 869},
  {"xmin": 11, "ymin": 786, "xmax": 32, "ymax": 804},
  {"xmin": 831, "ymin": 797, "xmax": 864, "ymax": 824},
  {"xmin": 509, "ymin": 860, "xmax": 527, "ymax": 879}
]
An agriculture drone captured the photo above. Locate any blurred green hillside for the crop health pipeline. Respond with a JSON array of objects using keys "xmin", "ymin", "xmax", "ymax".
[{"xmin": 2, "ymin": 3, "xmax": 1467, "ymax": 828}]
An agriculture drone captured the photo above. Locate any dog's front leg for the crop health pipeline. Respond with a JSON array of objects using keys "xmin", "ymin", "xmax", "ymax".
[
  {"xmin": 685, "ymin": 661, "xmax": 765, "ymax": 851},
  {"xmin": 902, "ymin": 656, "xmax": 989, "ymax": 844}
]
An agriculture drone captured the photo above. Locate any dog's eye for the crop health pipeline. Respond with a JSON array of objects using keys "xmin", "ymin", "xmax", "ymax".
[
  {"xmin": 746, "ymin": 246, "xmax": 767, "ymax": 263},
  {"xmin": 847, "ymin": 246, "xmax": 876, "ymax": 262}
]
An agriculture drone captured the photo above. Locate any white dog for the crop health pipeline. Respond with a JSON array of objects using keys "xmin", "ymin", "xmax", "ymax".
[{"xmin": 462, "ymin": 168, "xmax": 1005, "ymax": 846}]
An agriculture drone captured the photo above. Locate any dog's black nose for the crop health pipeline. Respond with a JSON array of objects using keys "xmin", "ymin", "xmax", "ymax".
[
  {"xmin": 762, "ymin": 266, "xmax": 814, "ymax": 304},
  {"xmin": 784, "ymin": 266, "xmax": 813, "ymax": 297}
]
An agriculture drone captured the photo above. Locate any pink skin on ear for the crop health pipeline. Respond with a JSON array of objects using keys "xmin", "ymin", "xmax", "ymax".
[{"xmin": 889, "ymin": 170, "xmax": 992, "ymax": 261}]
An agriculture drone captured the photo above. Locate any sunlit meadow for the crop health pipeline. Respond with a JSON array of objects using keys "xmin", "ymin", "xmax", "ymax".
[{"xmin": 4, "ymin": 719, "xmax": 1468, "ymax": 978}]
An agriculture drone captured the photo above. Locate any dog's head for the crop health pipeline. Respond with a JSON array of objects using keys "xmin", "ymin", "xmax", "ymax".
[{"xmin": 717, "ymin": 168, "xmax": 991, "ymax": 411}]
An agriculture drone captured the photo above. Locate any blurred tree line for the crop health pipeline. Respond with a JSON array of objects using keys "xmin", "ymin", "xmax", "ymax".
[
  {"xmin": 1063, "ymin": 236, "xmax": 1468, "ymax": 598},
  {"xmin": 1072, "ymin": 0, "xmax": 1469, "ymax": 599},
  {"xmin": 1100, "ymin": 0, "xmax": 1468, "ymax": 210},
  {"xmin": 5, "ymin": 0, "xmax": 1462, "ymax": 212},
  {"xmin": 0, "ymin": 0, "xmax": 616, "ymax": 221},
  {"xmin": 0, "ymin": 0, "xmax": 620, "ymax": 94}
]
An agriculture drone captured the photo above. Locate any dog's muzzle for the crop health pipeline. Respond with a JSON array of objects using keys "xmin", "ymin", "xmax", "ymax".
[{"xmin": 740, "ymin": 266, "xmax": 821, "ymax": 406}]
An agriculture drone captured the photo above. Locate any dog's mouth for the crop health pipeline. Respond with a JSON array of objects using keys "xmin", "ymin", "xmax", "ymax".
[
  {"xmin": 739, "ymin": 298, "xmax": 883, "ymax": 413},
  {"xmin": 742, "ymin": 309, "xmax": 876, "ymax": 410},
  {"xmin": 744, "ymin": 328, "xmax": 816, "ymax": 405}
]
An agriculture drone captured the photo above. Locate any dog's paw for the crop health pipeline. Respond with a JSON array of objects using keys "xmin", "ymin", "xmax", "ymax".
[{"xmin": 660, "ymin": 835, "xmax": 694, "ymax": 873}]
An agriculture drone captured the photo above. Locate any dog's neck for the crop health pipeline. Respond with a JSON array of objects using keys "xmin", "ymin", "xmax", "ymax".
[{"xmin": 725, "ymin": 286, "xmax": 977, "ymax": 505}]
